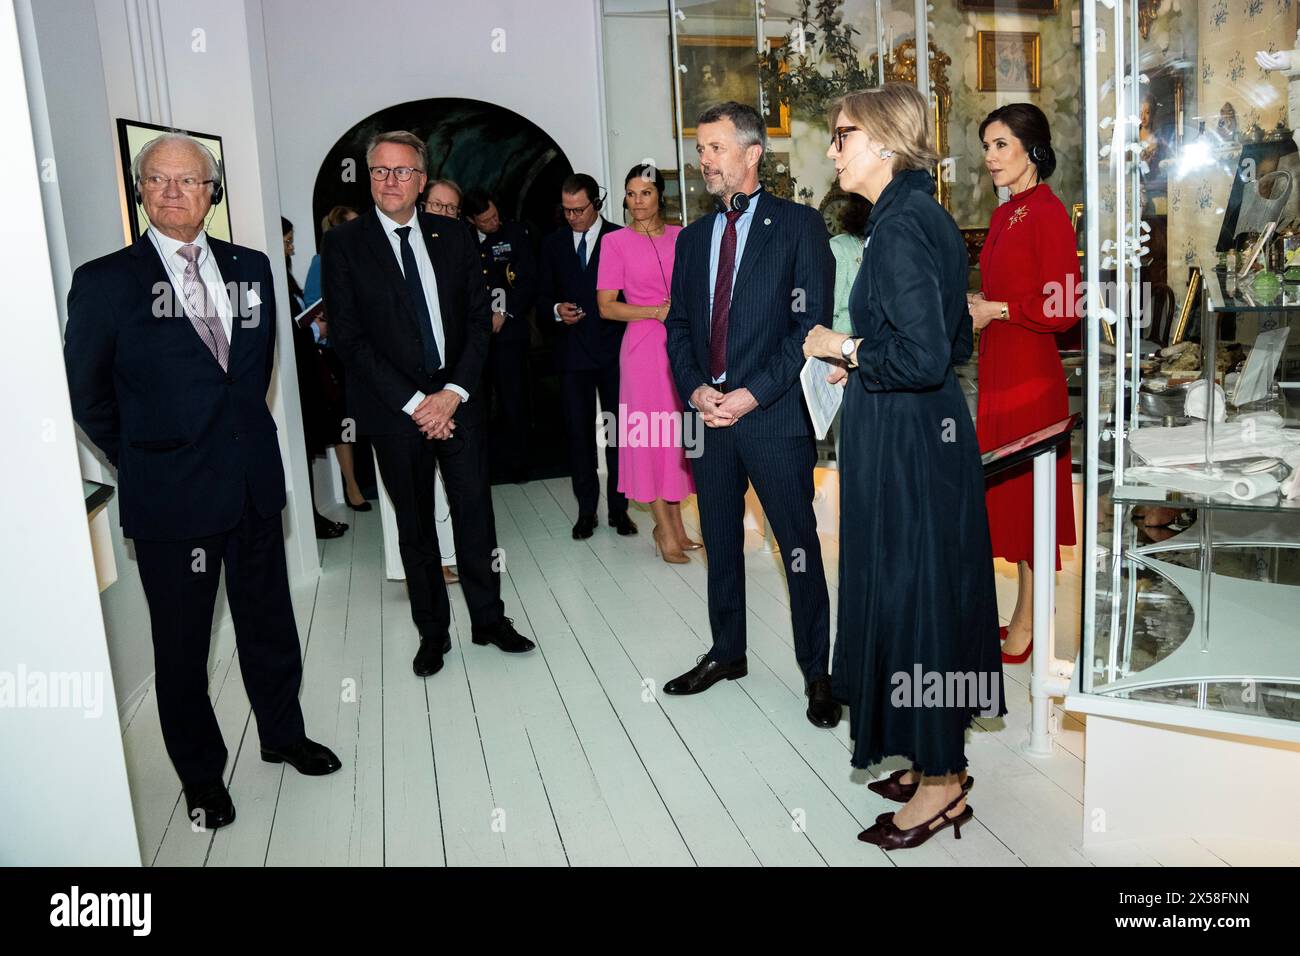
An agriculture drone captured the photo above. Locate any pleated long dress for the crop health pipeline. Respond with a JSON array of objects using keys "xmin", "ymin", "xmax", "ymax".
[{"xmin": 830, "ymin": 170, "xmax": 1005, "ymax": 775}]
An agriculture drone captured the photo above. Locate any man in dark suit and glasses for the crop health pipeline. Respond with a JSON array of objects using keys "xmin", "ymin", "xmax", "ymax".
[
  {"xmin": 536, "ymin": 173, "xmax": 638, "ymax": 540},
  {"xmin": 322, "ymin": 131, "xmax": 534, "ymax": 678},
  {"xmin": 663, "ymin": 102, "xmax": 841, "ymax": 729},
  {"xmin": 64, "ymin": 133, "xmax": 341, "ymax": 831}
]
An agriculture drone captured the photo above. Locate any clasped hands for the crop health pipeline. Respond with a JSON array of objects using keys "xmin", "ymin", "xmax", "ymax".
[
  {"xmin": 690, "ymin": 384, "xmax": 757, "ymax": 427},
  {"xmin": 411, "ymin": 389, "xmax": 462, "ymax": 440}
]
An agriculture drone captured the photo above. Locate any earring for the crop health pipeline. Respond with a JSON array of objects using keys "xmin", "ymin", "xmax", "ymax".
[{"xmin": 879, "ymin": 149, "xmax": 894, "ymax": 159}]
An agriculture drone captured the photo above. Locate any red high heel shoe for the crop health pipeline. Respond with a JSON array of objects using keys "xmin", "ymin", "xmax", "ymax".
[
  {"xmin": 1001, "ymin": 639, "xmax": 1033, "ymax": 665},
  {"xmin": 999, "ymin": 626, "xmax": 1008, "ymax": 642}
]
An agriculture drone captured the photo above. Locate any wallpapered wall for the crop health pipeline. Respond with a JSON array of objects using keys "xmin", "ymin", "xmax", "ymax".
[
  {"xmin": 934, "ymin": 1, "xmax": 1083, "ymax": 229},
  {"xmin": 776, "ymin": 1, "xmax": 1083, "ymax": 229},
  {"xmin": 1164, "ymin": 0, "xmax": 1295, "ymax": 301}
]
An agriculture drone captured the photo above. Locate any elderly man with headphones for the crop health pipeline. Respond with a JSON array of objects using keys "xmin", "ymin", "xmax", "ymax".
[
  {"xmin": 536, "ymin": 173, "xmax": 637, "ymax": 540},
  {"xmin": 64, "ymin": 131, "xmax": 340, "ymax": 832}
]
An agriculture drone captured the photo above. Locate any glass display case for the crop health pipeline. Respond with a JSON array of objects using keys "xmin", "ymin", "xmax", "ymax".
[{"xmin": 1075, "ymin": 0, "xmax": 1300, "ymax": 740}]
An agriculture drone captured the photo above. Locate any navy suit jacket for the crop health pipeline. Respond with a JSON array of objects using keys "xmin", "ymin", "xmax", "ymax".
[
  {"xmin": 477, "ymin": 219, "xmax": 538, "ymax": 345},
  {"xmin": 536, "ymin": 218, "xmax": 625, "ymax": 372},
  {"xmin": 321, "ymin": 209, "xmax": 492, "ymax": 436},
  {"xmin": 665, "ymin": 192, "xmax": 834, "ymax": 437},
  {"xmin": 64, "ymin": 235, "xmax": 286, "ymax": 541}
]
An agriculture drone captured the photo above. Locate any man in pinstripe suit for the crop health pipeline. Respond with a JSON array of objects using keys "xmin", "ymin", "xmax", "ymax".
[{"xmin": 663, "ymin": 102, "xmax": 841, "ymax": 729}]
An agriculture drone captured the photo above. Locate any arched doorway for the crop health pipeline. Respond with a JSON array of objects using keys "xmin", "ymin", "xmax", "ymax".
[
  {"xmin": 311, "ymin": 97, "xmax": 572, "ymax": 247},
  {"xmin": 312, "ymin": 98, "xmax": 576, "ymax": 485}
]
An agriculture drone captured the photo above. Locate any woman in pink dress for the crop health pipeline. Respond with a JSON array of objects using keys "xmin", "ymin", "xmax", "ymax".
[{"xmin": 596, "ymin": 165, "xmax": 698, "ymax": 563}]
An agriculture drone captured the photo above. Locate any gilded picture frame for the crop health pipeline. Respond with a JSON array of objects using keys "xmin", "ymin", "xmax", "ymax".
[
  {"xmin": 976, "ymin": 31, "xmax": 1042, "ymax": 93},
  {"xmin": 675, "ymin": 35, "xmax": 790, "ymax": 137}
]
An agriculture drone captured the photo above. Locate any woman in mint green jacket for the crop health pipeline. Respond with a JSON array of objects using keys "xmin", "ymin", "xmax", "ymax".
[{"xmin": 829, "ymin": 194, "xmax": 872, "ymax": 462}]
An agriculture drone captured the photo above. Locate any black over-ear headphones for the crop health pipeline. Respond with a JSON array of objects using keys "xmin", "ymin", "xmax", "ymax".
[
  {"xmin": 593, "ymin": 187, "xmax": 606, "ymax": 212},
  {"xmin": 714, "ymin": 189, "xmax": 753, "ymax": 214},
  {"xmin": 134, "ymin": 153, "xmax": 225, "ymax": 206},
  {"xmin": 1029, "ymin": 144, "xmax": 1050, "ymax": 165}
]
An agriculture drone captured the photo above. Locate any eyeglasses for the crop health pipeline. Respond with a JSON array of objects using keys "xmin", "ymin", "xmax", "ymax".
[
  {"xmin": 369, "ymin": 166, "xmax": 423, "ymax": 182},
  {"xmin": 561, "ymin": 201, "xmax": 594, "ymax": 218},
  {"xmin": 140, "ymin": 175, "xmax": 215, "ymax": 193},
  {"xmin": 426, "ymin": 199, "xmax": 460, "ymax": 216},
  {"xmin": 830, "ymin": 126, "xmax": 860, "ymax": 152}
]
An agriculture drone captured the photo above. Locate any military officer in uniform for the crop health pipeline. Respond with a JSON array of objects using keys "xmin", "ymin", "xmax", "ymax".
[{"xmin": 464, "ymin": 189, "xmax": 538, "ymax": 482}]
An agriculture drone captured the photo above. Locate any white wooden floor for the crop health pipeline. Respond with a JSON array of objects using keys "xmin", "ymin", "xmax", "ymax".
[{"xmin": 120, "ymin": 476, "xmax": 1281, "ymax": 866}]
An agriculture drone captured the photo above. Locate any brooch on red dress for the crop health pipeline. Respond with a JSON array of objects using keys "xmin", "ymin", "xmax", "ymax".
[{"xmin": 1007, "ymin": 204, "xmax": 1030, "ymax": 228}]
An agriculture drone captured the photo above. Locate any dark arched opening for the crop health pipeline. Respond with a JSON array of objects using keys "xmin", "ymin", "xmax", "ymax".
[{"xmin": 312, "ymin": 98, "xmax": 577, "ymax": 485}]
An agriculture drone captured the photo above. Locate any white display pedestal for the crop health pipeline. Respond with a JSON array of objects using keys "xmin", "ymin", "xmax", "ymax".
[
  {"xmin": 372, "ymin": 448, "xmax": 456, "ymax": 581},
  {"xmin": 1079, "ymin": 711, "xmax": 1300, "ymax": 846}
]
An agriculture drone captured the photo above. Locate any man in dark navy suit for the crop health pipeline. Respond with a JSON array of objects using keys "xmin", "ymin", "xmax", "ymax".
[
  {"xmin": 663, "ymin": 103, "xmax": 841, "ymax": 728},
  {"xmin": 536, "ymin": 174, "xmax": 638, "ymax": 540},
  {"xmin": 322, "ymin": 132, "xmax": 534, "ymax": 680},
  {"xmin": 465, "ymin": 189, "xmax": 538, "ymax": 483},
  {"xmin": 64, "ymin": 133, "xmax": 340, "ymax": 831}
]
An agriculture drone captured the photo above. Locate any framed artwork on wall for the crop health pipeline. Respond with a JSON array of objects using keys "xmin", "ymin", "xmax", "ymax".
[
  {"xmin": 976, "ymin": 32, "xmax": 1042, "ymax": 93},
  {"xmin": 675, "ymin": 35, "xmax": 790, "ymax": 137},
  {"xmin": 116, "ymin": 118, "xmax": 232, "ymax": 243}
]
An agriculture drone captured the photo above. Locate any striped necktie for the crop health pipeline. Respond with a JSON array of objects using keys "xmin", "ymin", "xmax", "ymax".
[{"xmin": 177, "ymin": 243, "xmax": 230, "ymax": 370}]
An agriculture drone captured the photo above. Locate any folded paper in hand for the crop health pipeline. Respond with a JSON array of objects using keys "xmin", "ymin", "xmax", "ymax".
[{"xmin": 800, "ymin": 357, "xmax": 844, "ymax": 441}]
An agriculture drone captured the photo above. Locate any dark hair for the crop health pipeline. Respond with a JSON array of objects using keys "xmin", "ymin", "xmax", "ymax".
[
  {"xmin": 622, "ymin": 164, "xmax": 666, "ymax": 209},
  {"xmin": 280, "ymin": 217, "xmax": 303, "ymax": 302},
  {"xmin": 696, "ymin": 101, "xmax": 767, "ymax": 152},
  {"xmin": 462, "ymin": 189, "xmax": 495, "ymax": 220},
  {"xmin": 979, "ymin": 103, "xmax": 1056, "ymax": 180},
  {"xmin": 838, "ymin": 193, "xmax": 872, "ymax": 238},
  {"xmin": 561, "ymin": 173, "xmax": 600, "ymax": 205}
]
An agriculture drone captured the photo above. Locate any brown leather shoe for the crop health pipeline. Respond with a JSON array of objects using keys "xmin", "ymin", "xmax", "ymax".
[{"xmin": 868, "ymin": 770, "xmax": 975, "ymax": 804}]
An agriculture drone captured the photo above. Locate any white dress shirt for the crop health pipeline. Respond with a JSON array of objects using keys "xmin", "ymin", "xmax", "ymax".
[
  {"xmin": 372, "ymin": 207, "xmax": 469, "ymax": 414},
  {"xmin": 147, "ymin": 227, "xmax": 234, "ymax": 342},
  {"xmin": 555, "ymin": 218, "xmax": 603, "ymax": 321}
]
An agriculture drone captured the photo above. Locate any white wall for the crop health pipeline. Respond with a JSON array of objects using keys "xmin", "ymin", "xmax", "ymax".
[
  {"xmin": 262, "ymin": 0, "xmax": 610, "ymax": 270},
  {"xmin": 21, "ymin": 0, "xmax": 324, "ymax": 713},
  {"xmin": 2, "ymin": 0, "xmax": 138, "ymax": 865}
]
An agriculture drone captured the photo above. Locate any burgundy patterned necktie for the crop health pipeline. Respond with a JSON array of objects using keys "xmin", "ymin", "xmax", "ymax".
[
  {"xmin": 708, "ymin": 210, "xmax": 744, "ymax": 381},
  {"xmin": 177, "ymin": 243, "xmax": 230, "ymax": 370}
]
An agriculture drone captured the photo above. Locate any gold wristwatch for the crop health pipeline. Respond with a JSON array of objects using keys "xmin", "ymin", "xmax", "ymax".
[{"xmin": 999, "ymin": 302, "xmax": 1009, "ymax": 321}]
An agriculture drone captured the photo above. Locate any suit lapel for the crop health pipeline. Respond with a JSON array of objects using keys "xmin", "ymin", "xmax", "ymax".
[
  {"xmin": 363, "ymin": 210, "xmax": 418, "ymax": 325},
  {"xmin": 417, "ymin": 211, "xmax": 456, "ymax": 327},
  {"xmin": 731, "ymin": 194, "xmax": 778, "ymax": 293},
  {"xmin": 130, "ymin": 234, "xmax": 230, "ymax": 371},
  {"xmin": 585, "ymin": 218, "xmax": 616, "ymax": 273},
  {"xmin": 207, "ymin": 237, "xmax": 246, "ymax": 362}
]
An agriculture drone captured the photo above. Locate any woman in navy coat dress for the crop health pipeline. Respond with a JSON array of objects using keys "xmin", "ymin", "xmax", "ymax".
[{"xmin": 804, "ymin": 84, "xmax": 1004, "ymax": 851}]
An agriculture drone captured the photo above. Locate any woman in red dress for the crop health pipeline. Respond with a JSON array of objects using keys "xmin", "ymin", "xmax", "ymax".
[{"xmin": 968, "ymin": 104, "xmax": 1078, "ymax": 664}]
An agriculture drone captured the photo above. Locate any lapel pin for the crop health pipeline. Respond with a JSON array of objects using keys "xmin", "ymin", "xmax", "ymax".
[
  {"xmin": 763, "ymin": 218, "xmax": 771, "ymax": 225},
  {"xmin": 431, "ymin": 233, "xmax": 439, "ymax": 238}
]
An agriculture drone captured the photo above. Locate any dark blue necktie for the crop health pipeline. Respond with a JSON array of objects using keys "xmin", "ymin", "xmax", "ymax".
[
  {"xmin": 576, "ymin": 231, "xmax": 588, "ymax": 269},
  {"xmin": 395, "ymin": 226, "xmax": 441, "ymax": 374}
]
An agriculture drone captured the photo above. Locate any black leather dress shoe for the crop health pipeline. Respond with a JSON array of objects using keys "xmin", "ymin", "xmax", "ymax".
[
  {"xmin": 805, "ymin": 676, "xmax": 842, "ymax": 728},
  {"xmin": 471, "ymin": 617, "xmax": 535, "ymax": 653},
  {"xmin": 413, "ymin": 634, "xmax": 452, "ymax": 677},
  {"xmin": 610, "ymin": 513, "xmax": 638, "ymax": 536},
  {"xmin": 663, "ymin": 654, "xmax": 748, "ymax": 695},
  {"xmin": 260, "ymin": 737, "xmax": 342, "ymax": 776},
  {"xmin": 573, "ymin": 514, "xmax": 597, "ymax": 539},
  {"xmin": 185, "ymin": 781, "xmax": 235, "ymax": 830}
]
